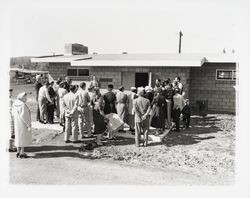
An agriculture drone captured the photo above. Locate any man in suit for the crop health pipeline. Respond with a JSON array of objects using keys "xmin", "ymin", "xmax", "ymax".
[
  {"xmin": 133, "ymin": 87, "xmax": 151, "ymax": 147},
  {"xmin": 34, "ymin": 75, "xmax": 43, "ymax": 122},
  {"xmin": 64, "ymin": 76, "xmax": 72, "ymax": 93},
  {"xmin": 62, "ymin": 85, "xmax": 79, "ymax": 143}
]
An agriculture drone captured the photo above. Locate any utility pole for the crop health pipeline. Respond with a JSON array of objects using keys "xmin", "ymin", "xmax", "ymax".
[{"xmin": 179, "ymin": 31, "xmax": 183, "ymax": 54}]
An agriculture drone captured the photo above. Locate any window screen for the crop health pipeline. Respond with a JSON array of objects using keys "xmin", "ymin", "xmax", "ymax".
[
  {"xmin": 78, "ymin": 69, "xmax": 89, "ymax": 76},
  {"xmin": 67, "ymin": 69, "xmax": 77, "ymax": 76}
]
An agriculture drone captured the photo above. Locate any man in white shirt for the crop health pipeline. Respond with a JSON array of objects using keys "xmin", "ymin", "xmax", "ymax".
[
  {"xmin": 62, "ymin": 85, "xmax": 79, "ymax": 143},
  {"xmin": 173, "ymin": 88, "xmax": 185, "ymax": 132},
  {"xmin": 38, "ymin": 82, "xmax": 52, "ymax": 123},
  {"xmin": 75, "ymin": 82, "xmax": 92, "ymax": 138}
]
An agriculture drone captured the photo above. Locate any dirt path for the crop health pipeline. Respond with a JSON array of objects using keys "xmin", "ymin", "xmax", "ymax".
[{"xmin": 9, "ymin": 152, "xmax": 231, "ymax": 185}]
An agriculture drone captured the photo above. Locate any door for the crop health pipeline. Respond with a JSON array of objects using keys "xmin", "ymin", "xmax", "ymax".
[
  {"xmin": 122, "ymin": 71, "xmax": 135, "ymax": 90},
  {"xmin": 135, "ymin": 72, "xmax": 149, "ymax": 88}
]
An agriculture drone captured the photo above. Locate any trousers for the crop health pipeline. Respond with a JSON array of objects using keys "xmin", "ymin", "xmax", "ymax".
[
  {"xmin": 38, "ymin": 97, "xmax": 48, "ymax": 122},
  {"xmin": 172, "ymin": 108, "xmax": 181, "ymax": 131},
  {"xmin": 65, "ymin": 115, "xmax": 79, "ymax": 141},
  {"xmin": 135, "ymin": 118, "xmax": 149, "ymax": 147},
  {"xmin": 78, "ymin": 106, "xmax": 92, "ymax": 136}
]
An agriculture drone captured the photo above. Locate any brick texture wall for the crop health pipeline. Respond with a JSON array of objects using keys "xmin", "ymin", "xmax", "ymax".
[
  {"xmin": 190, "ymin": 63, "xmax": 236, "ymax": 113},
  {"xmin": 48, "ymin": 62, "xmax": 69, "ymax": 80},
  {"xmin": 150, "ymin": 67, "xmax": 190, "ymax": 99},
  {"xmin": 89, "ymin": 67, "xmax": 190, "ymax": 97}
]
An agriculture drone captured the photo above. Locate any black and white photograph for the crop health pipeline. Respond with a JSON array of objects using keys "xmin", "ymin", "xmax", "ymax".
[{"xmin": 0, "ymin": 0, "xmax": 249, "ymax": 197}]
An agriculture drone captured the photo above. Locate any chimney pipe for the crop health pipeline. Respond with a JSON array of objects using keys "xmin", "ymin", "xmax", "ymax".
[{"xmin": 179, "ymin": 31, "xmax": 183, "ymax": 54}]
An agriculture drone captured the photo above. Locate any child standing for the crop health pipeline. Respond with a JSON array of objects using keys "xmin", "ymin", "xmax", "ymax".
[{"xmin": 182, "ymin": 99, "xmax": 191, "ymax": 128}]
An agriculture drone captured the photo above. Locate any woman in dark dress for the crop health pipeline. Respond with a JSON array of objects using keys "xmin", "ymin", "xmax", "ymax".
[
  {"xmin": 92, "ymin": 90, "xmax": 107, "ymax": 145},
  {"xmin": 150, "ymin": 87, "xmax": 167, "ymax": 134},
  {"xmin": 103, "ymin": 84, "xmax": 117, "ymax": 114},
  {"xmin": 47, "ymin": 82, "xmax": 57, "ymax": 124}
]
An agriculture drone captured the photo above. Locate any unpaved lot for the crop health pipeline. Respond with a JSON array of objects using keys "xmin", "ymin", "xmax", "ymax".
[{"xmin": 9, "ymin": 84, "xmax": 235, "ymax": 185}]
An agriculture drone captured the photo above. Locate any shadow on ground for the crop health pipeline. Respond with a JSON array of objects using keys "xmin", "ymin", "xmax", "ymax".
[
  {"xmin": 159, "ymin": 115, "xmax": 221, "ymax": 147},
  {"xmin": 24, "ymin": 115, "xmax": 222, "ymax": 158}
]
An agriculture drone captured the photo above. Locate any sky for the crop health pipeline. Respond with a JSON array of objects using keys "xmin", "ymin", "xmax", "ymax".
[{"xmin": 2, "ymin": 0, "xmax": 247, "ymax": 56}]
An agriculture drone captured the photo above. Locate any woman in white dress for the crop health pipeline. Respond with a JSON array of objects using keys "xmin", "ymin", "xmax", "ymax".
[{"xmin": 12, "ymin": 92, "xmax": 32, "ymax": 158}]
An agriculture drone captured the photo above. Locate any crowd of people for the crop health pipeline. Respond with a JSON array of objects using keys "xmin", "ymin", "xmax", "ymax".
[{"xmin": 8, "ymin": 75, "xmax": 191, "ymax": 158}]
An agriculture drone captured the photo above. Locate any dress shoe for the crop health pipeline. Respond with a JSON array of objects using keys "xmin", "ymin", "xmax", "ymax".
[
  {"xmin": 65, "ymin": 140, "xmax": 71, "ymax": 143},
  {"xmin": 20, "ymin": 153, "xmax": 29, "ymax": 159},
  {"xmin": 16, "ymin": 153, "xmax": 20, "ymax": 158},
  {"xmin": 9, "ymin": 148, "xmax": 17, "ymax": 152},
  {"xmin": 72, "ymin": 140, "xmax": 81, "ymax": 144}
]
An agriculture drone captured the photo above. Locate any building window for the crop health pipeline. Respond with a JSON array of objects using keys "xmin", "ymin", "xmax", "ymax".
[
  {"xmin": 67, "ymin": 69, "xmax": 77, "ymax": 76},
  {"xmin": 67, "ymin": 68, "xmax": 89, "ymax": 77},
  {"xmin": 78, "ymin": 69, "xmax": 89, "ymax": 76},
  {"xmin": 216, "ymin": 69, "xmax": 236, "ymax": 80},
  {"xmin": 100, "ymin": 78, "xmax": 113, "ymax": 82}
]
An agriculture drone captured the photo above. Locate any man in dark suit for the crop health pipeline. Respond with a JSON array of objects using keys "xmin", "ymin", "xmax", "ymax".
[
  {"xmin": 34, "ymin": 75, "xmax": 43, "ymax": 122},
  {"xmin": 133, "ymin": 87, "xmax": 151, "ymax": 147}
]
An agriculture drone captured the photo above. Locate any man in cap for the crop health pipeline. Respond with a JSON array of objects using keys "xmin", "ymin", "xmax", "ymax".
[
  {"xmin": 75, "ymin": 82, "xmax": 92, "ymax": 138},
  {"xmin": 133, "ymin": 87, "xmax": 151, "ymax": 147},
  {"xmin": 62, "ymin": 85, "xmax": 79, "ymax": 143}
]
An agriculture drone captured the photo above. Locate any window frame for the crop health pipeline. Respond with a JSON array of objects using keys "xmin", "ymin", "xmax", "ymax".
[
  {"xmin": 66, "ymin": 68, "xmax": 90, "ymax": 77},
  {"xmin": 215, "ymin": 69, "xmax": 236, "ymax": 81}
]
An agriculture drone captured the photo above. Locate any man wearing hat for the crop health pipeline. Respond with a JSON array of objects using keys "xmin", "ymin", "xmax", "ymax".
[
  {"xmin": 38, "ymin": 81, "xmax": 53, "ymax": 123},
  {"xmin": 133, "ymin": 87, "xmax": 151, "ymax": 147},
  {"xmin": 76, "ymin": 82, "xmax": 92, "ymax": 138},
  {"xmin": 144, "ymin": 86, "xmax": 154, "ymax": 104},
  {"xmin": 103, "ymin": 84, "xmax": 117, "ymax": 115}
]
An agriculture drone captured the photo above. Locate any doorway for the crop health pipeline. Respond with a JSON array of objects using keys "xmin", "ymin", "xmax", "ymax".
[{"xmin": 135, "ymin": 72, "xmax": 149, "ymax": 87}]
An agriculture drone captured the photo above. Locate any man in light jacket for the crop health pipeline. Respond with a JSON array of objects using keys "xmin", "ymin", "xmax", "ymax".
[{"xmin": 133, "ymin": 87, "xmax": 151, "ymax": 147}]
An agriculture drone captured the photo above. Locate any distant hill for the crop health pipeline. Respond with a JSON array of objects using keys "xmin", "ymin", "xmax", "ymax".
[{"xmin": 10, "ymin": 56, "xmax": 49, "ymax": 71}]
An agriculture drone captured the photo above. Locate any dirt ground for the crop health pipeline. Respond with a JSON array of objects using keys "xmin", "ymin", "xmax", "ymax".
[{"xmin": 9, "ymin": 84, "xmax": 235, "ymax": 185}]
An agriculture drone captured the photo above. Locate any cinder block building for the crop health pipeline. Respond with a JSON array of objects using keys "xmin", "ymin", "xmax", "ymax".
[{"xmin": 31, "ymin": 43, "xmax": 237, "ymax": 113}]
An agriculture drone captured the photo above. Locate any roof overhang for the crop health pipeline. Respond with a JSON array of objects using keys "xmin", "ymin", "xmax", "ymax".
[
  {"xmin": 10, "ymin": 68, "xmax": 49, "ymax": 74},
  {"xmin": 31, "ymin": 55, "xmax": 92, "ymax": 63},
  {"xmin": 71, "ymin": 59, "xmax": 205, "ymax": 67}
]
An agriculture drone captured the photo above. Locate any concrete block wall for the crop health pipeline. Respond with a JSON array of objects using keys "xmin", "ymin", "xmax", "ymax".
[
  {"xmin": 90, "ymin": 67, "xmax": 122, "ymax": 89},
  {"xmin": 190, "ymin": 62, "xmax": 236, "ymax": 113},
  {"xmin": 150, "ymin": 67, "xmax": 191, "ymax": 99},
  {"xmin": 48, "ymin": 62, "xmax": 69, "ymax": 80},
  {"xmin": 89, "ymin": 66, "xmax": 190, "ymax": 96}
]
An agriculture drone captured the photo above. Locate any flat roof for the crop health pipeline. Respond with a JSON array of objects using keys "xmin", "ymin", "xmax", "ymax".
[{"xmin": 31, "ymin": 53, "xmax": 237, "ymax": 67}]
